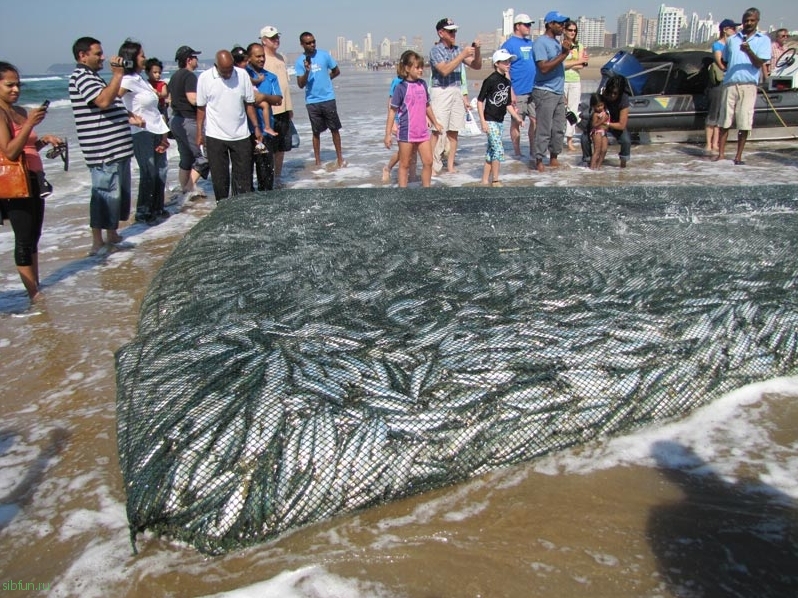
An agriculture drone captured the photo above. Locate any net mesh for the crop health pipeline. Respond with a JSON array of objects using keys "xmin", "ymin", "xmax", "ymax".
[{"xmin": 116, "ymin": 185, "xmax": 798, "ymax": 554}]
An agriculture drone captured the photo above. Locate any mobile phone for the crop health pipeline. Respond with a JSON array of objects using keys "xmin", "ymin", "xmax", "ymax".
[
  {"xmin": 471, "ymin": 42, "xmax": 477, "ymax": 48},
  {"xmin": 41, "ymin": 100, "xmax": 50, "ymax": 110}
]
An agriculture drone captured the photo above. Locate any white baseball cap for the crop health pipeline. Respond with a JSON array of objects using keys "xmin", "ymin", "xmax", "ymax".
[
  {"xmin": 492, "ymin": 49, "xmax": 518, "ymax": 64},
  {"xmin": 513, "ymin": 13, "xmax": 534, "ymax": 25},
  {"xmin": 260, "ymin": 25, "xmax": 280, "ymax": 38}
]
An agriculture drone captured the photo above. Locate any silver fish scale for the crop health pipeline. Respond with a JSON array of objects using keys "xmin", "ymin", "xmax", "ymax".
[{"xmin": 116, "ymin": 185, "xmax": 798, "ymax": 554}]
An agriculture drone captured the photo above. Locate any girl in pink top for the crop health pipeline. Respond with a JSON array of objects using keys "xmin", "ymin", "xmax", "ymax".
[{"xmin": 384, "ymin": 51, "xmax": 442, "ymax": 188}]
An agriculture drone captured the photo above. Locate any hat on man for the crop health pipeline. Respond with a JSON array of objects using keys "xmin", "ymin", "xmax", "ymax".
[
  {"xmin": 175, "ymin": 45, "xmax": 201, "ymax": 62},
  {"xmin": 260, "ymin": 25, "xmax": 280, "ymax": 38},
  {"xmin": 436, "ymin": 18, "xmax": 459, "ymax": 31},
  {"xmin": 718, "ymin": 18, "xmax": 741, "ymax": 31},
  {"xmin": 513, "ymin": 13, "xmax": 534, "ymax": 25},
  {"xmin": 492, "ymin": 49, "xmax": 518, "ymax": 64},
  {"xmin": 544, "ymin": 11, "xmax": 569, "ymax": 24}
]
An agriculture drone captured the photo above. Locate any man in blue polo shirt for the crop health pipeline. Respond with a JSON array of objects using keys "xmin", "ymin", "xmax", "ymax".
[
  {"xmin": 531, "ymin": 10, "xmax": 572, "ymax": 172},
  {"xmin": 713, "ymin": 7, "xmax": 771, "ymax": 165},
  {"xmin": 501, "ymin": 14, "xmax": 536, "ymax": 159}
]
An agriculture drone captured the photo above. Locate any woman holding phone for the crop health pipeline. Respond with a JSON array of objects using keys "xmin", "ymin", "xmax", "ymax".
[{"xmin": 0, "ymin": 61, "xmax": 63, "ymax": 302}]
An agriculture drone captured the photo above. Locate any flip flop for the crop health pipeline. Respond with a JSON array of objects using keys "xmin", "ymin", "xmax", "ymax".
[{"xmin": 733, "ymin": 159, "xmax": 746, "ymax": 165}]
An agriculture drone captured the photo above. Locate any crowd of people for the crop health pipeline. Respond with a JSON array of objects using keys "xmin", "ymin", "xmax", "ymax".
[{"xmin": 0, "ymin": 8, "xmax": 790, "ymax": 301}]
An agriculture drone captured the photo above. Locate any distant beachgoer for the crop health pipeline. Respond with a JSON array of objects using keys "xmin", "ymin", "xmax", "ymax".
[
  {"xmin": 383, "ymin": 50, "xmax": 441, "ymax": 188},
  {"xmin": 705, "ymin": 19, "xmax": 738, "ymax": 153},
  {"xmin": 68, "ymin": 36, "xmax": 135, "ymax": 256},
  {"xmin": 260, "ymin": 25, "xmax": 294, "ymax": 185},
  {"xmin": 145, "ymin": 57, "xmax": 169, "ymax": 122},
  {"xmin": 246, "ymin": 42, "xmax": 283, "ymax": 191},
  {"xmin": 501, "ymin": 14, "xmax": 536, "ymax": 159},
  {"xmin": 196, "ymin": 50, "xmax": 260, "ymax": 201},
  {"xmin": 429, "ymin": 17, "xmax": 481, "ymax": 174},
  {"xmin": 531, "ymin": 11, "xmax": 571, "ymax": 172},
  {"xmin": 562, "ymin": 20, "xmax": 589, "ymax": 152},
  {"xmin": 769, "ymin": 28, "xmax": 790, "ymax": 76},
  {"xmin": 295, "ymin": 32, "xmax": 346, "ymax": 168},
  {"xmin": 0, "ymin": 61, "xmax": 63, "ymax": 301},
  {"xmin": 713, "ymin": 8, "xmax": 771, "ymax": 165},
  {"xmin": 117, "ymin": 39, "xmax": 170, "ymax": 225},
  {"xmin": 477, "ymin": 49, "xmax": 522, "ymax": 186},
  {"xmin": 588, "ymin": 93, "xmax": 609, "ymax": 170},
  {"xmin": 168, "ymin": 45, "xmax": 209, "ymax": 199}
]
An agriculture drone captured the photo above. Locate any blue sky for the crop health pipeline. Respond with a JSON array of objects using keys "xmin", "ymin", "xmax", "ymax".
[{"xmin": 2, "ymin": 1, "xmax": 793, "ymax": 74}]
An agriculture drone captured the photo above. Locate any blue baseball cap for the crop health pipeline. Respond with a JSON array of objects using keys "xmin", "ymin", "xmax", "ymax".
[
  {"xmin": 719, "ymin": 19, "xmax": 741, "ymax": 31},
  {"xmin": 544, "ymin": 11, "xmax": 569, "ymax": 24}
]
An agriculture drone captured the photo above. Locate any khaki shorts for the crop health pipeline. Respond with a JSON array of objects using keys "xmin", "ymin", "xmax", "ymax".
[
  {"xmin": 719, "ymin": 83, "xmax": 757, "ymax": 131},
  {"xmin": 514, "ymin": 92, "xmax": 536, "ymax": 121},
  {"xmin": 430, "ymin": 86, "xmax": 466, "ymax": 132}
]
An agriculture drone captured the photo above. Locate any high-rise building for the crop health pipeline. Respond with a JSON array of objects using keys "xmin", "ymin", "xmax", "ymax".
[
  {"xmin": 336, "ymin": 36, "xmax": 347, "ymax": 62},
  {"xmin": 379, "ymin": 38, "xmax": 391, "ymax": 60},
  {"xmin": 412, "ymin": 36, "xmax": 424, "ymax": 55},
  {"xmin": 502, "ymin": 8, "xmax": 514, "ymax": 38},
  {"xmin": 618, "ymin": 10, "xmax": 644, "ymax": 47},
  {"xmin": 642, "ymin": 18, "xmax": 659, "ymax": 49},
  {"xmin": 657, "ymin": 4, "xmax": 686, "ymax": 48},
  {"xmin": 687, "ymin": 13, "xmax": 715, "ymax": 44},
  {"xmin": 576, "ymin": 16, "xmax": 606, "ymax": 48},
  {"xmin": 364, "ymin": 33, "xmax": 373, "ymax": 61}
]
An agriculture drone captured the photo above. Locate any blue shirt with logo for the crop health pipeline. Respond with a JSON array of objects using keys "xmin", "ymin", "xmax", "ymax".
[{"xmin": 501, "ymin": 36, "xmax": 536, "ymax": 95}]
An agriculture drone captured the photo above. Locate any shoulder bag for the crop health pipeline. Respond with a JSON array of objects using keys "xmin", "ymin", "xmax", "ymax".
[{"xmin": 0, "ymin": 112, "xmax": 32, "ymax": 199}]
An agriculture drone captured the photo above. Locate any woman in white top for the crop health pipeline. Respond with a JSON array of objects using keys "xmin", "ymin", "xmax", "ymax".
[{"xmin": 117, "ymin": 39, "xmax": 170, "ymax": 224}]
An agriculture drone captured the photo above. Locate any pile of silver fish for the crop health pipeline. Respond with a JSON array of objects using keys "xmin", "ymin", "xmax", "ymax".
[{"xmin": 116, "ymin": 185, "xmax": 798, "ymax": 554}]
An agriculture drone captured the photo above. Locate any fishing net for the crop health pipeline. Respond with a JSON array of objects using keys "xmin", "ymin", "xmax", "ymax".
[{"xmin": 116, "ymin": 185, "xmax": 798, "ymax": 554}]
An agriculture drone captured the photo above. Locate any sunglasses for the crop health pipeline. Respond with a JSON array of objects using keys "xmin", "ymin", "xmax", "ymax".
[
  {"xmin": 566, "ymin": 28, "xmax": 577, "ymax": 32},
  {"xmin": 302, "ymin": 39, "xmax": 317, "ymax": 45}
]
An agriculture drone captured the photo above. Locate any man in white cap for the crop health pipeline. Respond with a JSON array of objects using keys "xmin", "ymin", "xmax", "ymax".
[
  {"xmin": 260, "ymin": 25, "xmax": 294, "ymax": 185},
  {"xmin": 429, "ymin": 17, "xmax": 481, "ymax": 174},
  {"xmin": 501, "ymin": 13, "xmax": 536, "ymax": 160},
  {"xmin": 531, "ymin": 10, "xmax": 572, "ymax": 172}
]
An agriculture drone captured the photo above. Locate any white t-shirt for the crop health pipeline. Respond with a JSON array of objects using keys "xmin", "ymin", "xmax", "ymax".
[
  {"xmin": 120, "ymin": 73, "xmax": 170, "ymax": 135},
  {"xmin": 196, "ymin": 66, "xmax": 255, "ymax": 141}
]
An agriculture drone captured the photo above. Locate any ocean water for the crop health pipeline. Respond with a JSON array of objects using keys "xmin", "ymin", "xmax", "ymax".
[{"xmin": 1, "ymin": 68, "xmax": 798, "ymax": 597}]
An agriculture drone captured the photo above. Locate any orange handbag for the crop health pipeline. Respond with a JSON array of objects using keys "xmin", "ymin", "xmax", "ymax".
[{"xmin": 0, "ymin": 149, "xmax": 31, "ymax": 199}]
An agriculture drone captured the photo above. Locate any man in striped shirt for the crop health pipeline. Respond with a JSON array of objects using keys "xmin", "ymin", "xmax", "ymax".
[{"xmin": 69, "ymin": 37, "xmax": 137, "ymax": 255}]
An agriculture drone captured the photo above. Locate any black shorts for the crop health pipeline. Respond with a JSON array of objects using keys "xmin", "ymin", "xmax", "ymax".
[
  {"xmin": 267, "ymin": 112, "xmax": 293, "ymax": 153},
  {"xmin": 306, "ymin": 99, "xmax": 342, "ymax": 135}
]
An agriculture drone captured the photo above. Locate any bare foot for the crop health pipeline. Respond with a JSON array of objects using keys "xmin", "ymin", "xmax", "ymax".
[
  {"xmin": 88, "ymin": 244, "xmax": 104, "ymax": 257},
  {"xmin": 107, "ymin": 231, "xmax": 123, "ymax": 244},
  {"xmin": 549, "ymin": 157, "xmax": 561, "ymax": 168},
  {"xmin": 337, "ymin": 160, "xmax": 348, "ymax": 168},
  {"xmin": 620, "ymin": 158, "xmax": 627, "ymax": 168},
  {"xmin": 535, "ymin": 160, "xmax": 545, "ymax": 172},
  {"xmin": 382, "ymin": 166, "xmax": 390, "ymax": 183},
  {"xmin": 30, "ymin": 291, "xmax": 44, "ymax": 303},
  {"xmin": 710, "ymin": 155, "xmax": 724, "ymax": 162}
]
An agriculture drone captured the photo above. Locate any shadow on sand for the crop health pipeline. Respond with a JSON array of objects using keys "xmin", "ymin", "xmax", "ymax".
[{"xmin": 648, "ymin": 440, "xmax": 798, "ymax": 597}]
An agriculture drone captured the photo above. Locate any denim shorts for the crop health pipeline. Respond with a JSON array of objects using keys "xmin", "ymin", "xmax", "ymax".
[{"xmin": 89, "ymin": 158, "xmax": 131, "ymax": 230}]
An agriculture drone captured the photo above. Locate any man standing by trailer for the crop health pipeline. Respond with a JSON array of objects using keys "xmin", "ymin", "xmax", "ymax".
[
  {"xmin": 713, "ymin": 7, "xmax": 771, "ymax": 165},
  {"xmin": 531, "ymin": 11, "xmax": 572, "ymax": 173}
]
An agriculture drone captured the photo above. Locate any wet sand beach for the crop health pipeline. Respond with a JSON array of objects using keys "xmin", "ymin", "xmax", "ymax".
[{"xmin": 1, "ymin": 66, "xmax": 798, "ymax": 597}]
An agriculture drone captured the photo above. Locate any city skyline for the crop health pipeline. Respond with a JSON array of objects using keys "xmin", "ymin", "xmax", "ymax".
[{"xmin": 2, "ymin": 0, "xmax": 794, "ymax": 74}]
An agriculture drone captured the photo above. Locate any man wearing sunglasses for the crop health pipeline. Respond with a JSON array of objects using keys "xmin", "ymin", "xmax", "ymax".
[
  {"xmin": 769, "ymin": 28, "xmax": 790, "ymax": 76},
  {"xmin": 261, "ymin": 26, "xmax": 294, "ymax": 185},
  {"xmin": 295, "ymin": 32, "xmax": 346, "ymax": 168}
]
